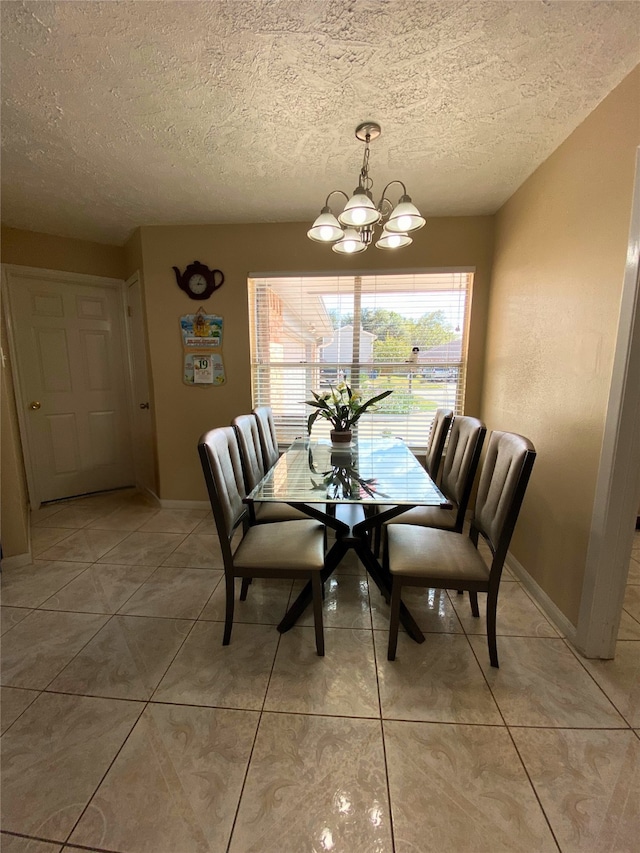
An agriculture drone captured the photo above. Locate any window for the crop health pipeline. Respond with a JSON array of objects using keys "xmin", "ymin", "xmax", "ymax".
[{"xmin": 248, "ymin": 271, "xmax": 472, "ymax": 449}]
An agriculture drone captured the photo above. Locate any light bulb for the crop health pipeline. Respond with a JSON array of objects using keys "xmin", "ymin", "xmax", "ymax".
[
  {"xmin": 374, "ymin": 228, "xmax": 412, "ymax": 250},
  {"xmin": 397, "ymin": 215, "xmax": 412, "ymax": 231},
  {"xmin": 350, "ymin": 208, "xmax": 367, "ymax": 225},
  {"xmin": 332, "ymin": 227, "xmax": 367, "ymax": 254},
  {"xmin": 319, "ymin": 225, "xmax": 334, "ymax": 241}
]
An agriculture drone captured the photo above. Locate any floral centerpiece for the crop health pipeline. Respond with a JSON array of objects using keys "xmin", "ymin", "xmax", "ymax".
[{"xmin": 305, "ymin": 382, "xmax": 393, "ymax": 443}]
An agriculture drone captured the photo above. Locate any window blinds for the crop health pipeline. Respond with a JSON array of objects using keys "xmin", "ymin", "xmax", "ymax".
[{"xmin": 248, "ymin": 271, "xmax": 472, "ymax": 450}]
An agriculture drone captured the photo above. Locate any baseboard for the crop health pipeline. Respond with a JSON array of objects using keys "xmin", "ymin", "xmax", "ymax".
[
  {"xmin": 159, "ymin": 499, "xmax": 210, "ymax": 510},
  {"xmin": 505, "ymin": 551, "xmax": 577, "ymax": 644},
  {"xmin": 1, "ymin": 551, "xmax": 33, "ymax": 570}
]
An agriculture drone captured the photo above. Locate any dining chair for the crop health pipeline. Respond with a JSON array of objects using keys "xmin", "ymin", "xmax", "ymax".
[
  {"xmin": 232, "ymin": 414, "xmax": 309, "ymax": 523},
  {"xmin": 373, "ymin": 416, "xmax": 486, "ymax": 557},
  {"xmin": 385, "ymin": 430, "xmax": 536, "ymax": 666},
  {"xmin": 389, "ymin": 416, "xmax": 485, "ymax": 532},
  {"xmin": 198, "ymin": 426, "xmax": 326, "ymax": 655},
  {"xmin": 252, "ymin": 405, "xmax": 280, "ymax": 471},
  {"xmin": 424, "ymin": 407, "xmax": 454, "ymax": 480}
]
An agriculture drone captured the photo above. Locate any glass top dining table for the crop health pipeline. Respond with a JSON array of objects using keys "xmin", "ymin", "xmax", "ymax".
[
  {"xmin": 245, "ymin": 435, "xmax": 451, "ymax": 643},
  {"xmin": 246, "ymin": 435, "xmax": 450, "ymax": 508}
]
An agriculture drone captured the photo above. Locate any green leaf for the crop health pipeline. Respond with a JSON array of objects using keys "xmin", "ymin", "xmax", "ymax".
[
  {"xmin": 356, "ymin": 389, "xmax": 393, "ymax": 412},
  {"xmin": 307, "ymin": 410, "xmax": 321, "ymax": 434}
]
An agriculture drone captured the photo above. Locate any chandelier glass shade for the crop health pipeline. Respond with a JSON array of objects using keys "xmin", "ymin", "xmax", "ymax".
[
  {"xmin": 331, "ymin": 227, "xmax": 368, "ymax": 254},
  {"xmin": 339, "ymin": 189, "xmax": 379, "ymax": 227},
  {"xmin": 384, "ymin": 195, "xmax": 426, "ymax": 233},
  {"xmin": 306, "ymin": 207, "xmax": 344, "ymax": 243},
  {"xmin": 307, "ymin": 122, "xmax": 425, "ymax": 253},
  {"xmin": 376, "ymin": 228, "xmax": 413, "ymax": 250}
]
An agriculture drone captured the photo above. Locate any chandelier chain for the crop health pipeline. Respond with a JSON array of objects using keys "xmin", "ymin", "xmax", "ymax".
[{"xmin": 360, "ymin": 143, "xmax": 372, "ymax": 193}]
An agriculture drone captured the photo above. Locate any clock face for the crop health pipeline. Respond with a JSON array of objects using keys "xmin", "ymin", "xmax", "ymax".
[{"xmin": 188, "ymin": 273, "xmax": 208, "ymax": 295}]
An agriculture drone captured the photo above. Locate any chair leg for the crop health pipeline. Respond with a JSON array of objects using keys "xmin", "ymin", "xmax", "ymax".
[
  {"xmin": 311, "ymin": 572, "xmax": 325, "ymax": 656},
  {"xmin": 486, "ymin": 589, "xmax": 499, "ymax": 667},
  {"xmin": 223, "ymin": 576, "xmax": 235, "ymax": 645},
  {"xmin": 240, "ymin": 578, "xmax": 251, "ymax": 601},
  {"xmin": 387, "ymin": 577, "xmax": 402, "ymax": 661},
  {"xmin": 469, "ymin": 590, "xmax": 479, "ymax": 617}
]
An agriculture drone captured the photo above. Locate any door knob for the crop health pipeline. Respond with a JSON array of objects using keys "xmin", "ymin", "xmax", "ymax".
[
  {"xmin": 29, "ymin": 401, "xmax": 41, "ymax": 410},
  {"xmin": 139, "ymin": 402, "xmax": 150, "ymax": 409}
]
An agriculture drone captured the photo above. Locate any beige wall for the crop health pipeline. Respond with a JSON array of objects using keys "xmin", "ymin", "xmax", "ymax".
[
  {"xmin": 483, "ymin": 67, "xmax": 640, "ymax": 625},
  {"xmin": 124, "ymin": 228, "xmax": 144, "ymax": 281},
  {"xmin": 1, "ymin": 304, "xmax": 30, "ymax": 557},
  {"xmin": 1, "ymin": 226, "xmax": 126, "ymax": 279},
  {"xmin": 138, "ymin": 217, "xmax": 495, "ymax": 501}
]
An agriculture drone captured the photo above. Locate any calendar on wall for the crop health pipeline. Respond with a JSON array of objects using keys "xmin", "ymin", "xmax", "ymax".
[{"xmin": 180, "ymin": 308, "xmax": 225, "ymax": 386}]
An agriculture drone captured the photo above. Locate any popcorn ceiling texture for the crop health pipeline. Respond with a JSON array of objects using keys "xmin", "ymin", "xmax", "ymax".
[{"xmin": 1, "ymin": 0, "xmax": 638, "ymax": 244}]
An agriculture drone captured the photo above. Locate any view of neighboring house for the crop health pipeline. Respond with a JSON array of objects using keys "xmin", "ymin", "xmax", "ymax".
[
  {"xmin": 319, "ymin": 324, "xmax": 376, "ymax": 382},
  {"xmin": 417, "ymin": 338, "xmax": 463, "ymax": 381},
  {"xmin": 418, "ymin": 338, "xmax": 462, "ymax": 364}
]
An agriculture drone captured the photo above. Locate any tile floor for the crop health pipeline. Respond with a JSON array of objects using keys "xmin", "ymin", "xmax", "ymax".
[{"xmin": 1, "ymin": 488, "xmax": 639, "ymax": 852}]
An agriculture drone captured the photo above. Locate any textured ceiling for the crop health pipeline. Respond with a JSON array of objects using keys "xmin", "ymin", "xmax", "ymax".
[{"xmin": 1, "ymin": 0, "xmax": 639, "ymax": 245}]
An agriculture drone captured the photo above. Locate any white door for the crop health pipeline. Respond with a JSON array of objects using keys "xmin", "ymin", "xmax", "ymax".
[
  {"xmin": 126, "ymin": 274, "xmax": 157, "ymax": 497},
  {"xmin": 5, "ymin": 267, "xmax": 134, "ymax": 505}
]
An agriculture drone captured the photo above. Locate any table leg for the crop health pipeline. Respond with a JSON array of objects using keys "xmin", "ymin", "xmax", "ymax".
[{"xmin": 277, "ymin": 530, "xmax": 424, "ymax": 644}]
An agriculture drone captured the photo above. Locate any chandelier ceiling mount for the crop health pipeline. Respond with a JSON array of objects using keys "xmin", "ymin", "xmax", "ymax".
[
  {"xmin": 307, "ymin": 122, "xmax": 425, "ymax": 254},
  {"xmin": 354, "ymin": 121, "xmax": 382, "ymax": 143}
]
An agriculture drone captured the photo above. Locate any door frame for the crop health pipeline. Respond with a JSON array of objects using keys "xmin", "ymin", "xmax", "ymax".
[
  {"xmin": 576, "ymin": 150, "xmax": 640, "ymax": 657},
  {"xmin": 2, "ymin": 264, "xmax": 133, "ymax": 509},
  {"xmin": 123, "ymin": 270, "xmax": 158, "ymax": 500}
]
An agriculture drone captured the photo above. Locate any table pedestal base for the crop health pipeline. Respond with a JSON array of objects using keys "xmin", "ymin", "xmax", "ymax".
[{"xmin": 277, "ymin": 503, "xmax": 425, "ymax": 643}]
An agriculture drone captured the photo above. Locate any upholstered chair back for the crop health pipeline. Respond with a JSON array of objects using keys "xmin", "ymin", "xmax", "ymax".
[
  {"xmin": 232, "ymin": 414, "xmax": 266, "ymax": 491},
  {"xmin": 440, "ymin": 416, "xmax": 486, "ymax": 528},
  {"xmin": 253, "ymin": 406, "xmax": 280, "ymax": 470},
  {"xmin": 198, "ymin": 426, "xmax": 247, "ymax": 543},
  {"xmin": 474, "ymin": 430, "xmax": 536, "ymax": 557},
  {"xmin": 424, "ymin": 407, "xmax": 453, "ymax": 479}
]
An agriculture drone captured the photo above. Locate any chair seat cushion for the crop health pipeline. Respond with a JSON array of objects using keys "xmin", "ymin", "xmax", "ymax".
[
  {"xmin": 234, "ymin": 520, "xmax": 325, "ymax": 571},
  {"xmin": 383, "ymin": 504, "xmax": 459, "ymax": 530},
  {"xmin": 255, "ymin": 502, "xmax": 311, "ymax": 523},
  {"xmin": 387, "ymin": 525, "xmax": 490, "ymax": 583}
]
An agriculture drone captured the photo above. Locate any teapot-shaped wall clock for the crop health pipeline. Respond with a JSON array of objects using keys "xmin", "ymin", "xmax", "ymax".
[{"xmin": 173, "ymin": 261, "xmax": 224, "ymax": 300}]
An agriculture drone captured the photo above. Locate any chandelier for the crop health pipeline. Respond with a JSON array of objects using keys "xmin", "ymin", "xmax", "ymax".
[{"xmin": 307, "ymin": 122, "xmax": 426, "ymax": 254}]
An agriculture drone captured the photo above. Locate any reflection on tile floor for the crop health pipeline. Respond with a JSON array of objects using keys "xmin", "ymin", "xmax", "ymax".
[{"xmin": 1, "ymin": 490, "xmax": 639, "ymax": 853}]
